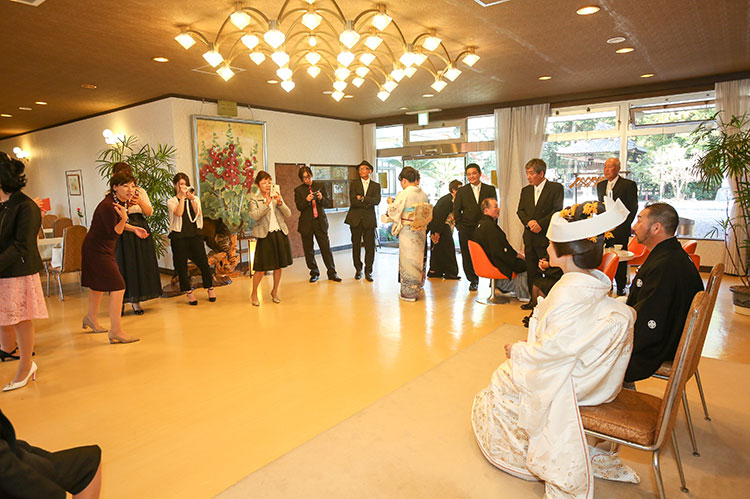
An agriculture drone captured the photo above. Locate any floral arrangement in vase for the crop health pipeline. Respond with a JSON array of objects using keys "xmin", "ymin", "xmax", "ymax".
[{"xmin": 198, "ymin": 124, "xmax": 257, "ymax": 233}]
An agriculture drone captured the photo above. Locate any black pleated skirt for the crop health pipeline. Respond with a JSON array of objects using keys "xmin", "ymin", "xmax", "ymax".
[
  {"xmin": 115, "ymin": 213, "xmax": 163, "ymax": 303},
  {"xmin": 253, "ymin": 230, "xmax": 293, "ymax": 272}
]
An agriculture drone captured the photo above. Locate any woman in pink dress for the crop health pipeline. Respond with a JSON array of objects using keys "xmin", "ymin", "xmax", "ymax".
[{"xmin": 0, "ymin": 152, "xmax": 48, "ymax": 391}]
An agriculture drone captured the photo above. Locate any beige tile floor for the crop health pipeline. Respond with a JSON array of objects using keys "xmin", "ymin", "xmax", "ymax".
[{"xmin": 1, "ymin": 249, "xmax": 746, "ymax": 498}]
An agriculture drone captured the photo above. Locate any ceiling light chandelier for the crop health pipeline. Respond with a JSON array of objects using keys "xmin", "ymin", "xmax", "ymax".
[{"xmin": 173, "ymin": 1, "xmax": 480, "ymax": 102}]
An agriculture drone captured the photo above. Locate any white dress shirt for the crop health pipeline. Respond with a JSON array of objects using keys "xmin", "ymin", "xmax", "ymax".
[
  {"xmin": 471, "ymin": 183, "xmax": 481, "ymax": 204},
  {"xmin": 534, "ymin": 179, "xmax": 547, "ymax": 205},
  {"xmin": 606, "ymin": 176, "xmax": 619, "ymax": 197},
  {"xmin": 361, "ymin": 177, "xmax": 370, "ymax": 196}
]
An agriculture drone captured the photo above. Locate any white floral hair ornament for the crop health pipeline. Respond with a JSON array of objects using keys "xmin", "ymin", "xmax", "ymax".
[{"xmin": 546, "ymin": 195, "xmax": 630, "ymax": 243}]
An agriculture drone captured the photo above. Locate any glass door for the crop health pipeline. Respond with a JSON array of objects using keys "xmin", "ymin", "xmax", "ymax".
[{"xmin": 403, "ymin": 154, "xmax": 466, "ymax": 204}]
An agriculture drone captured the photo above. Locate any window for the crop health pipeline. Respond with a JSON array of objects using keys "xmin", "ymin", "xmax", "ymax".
[
  {"xmin": 542, "ymin": 91, "xmax": 722, "ymax": 239},
  {"xmin": 408, "ymin": 125, "xmax": 462, "ymax": 143},
  {"xmin": 376, "ymin": 125, "xmax": 403, "ymax": 149},
  {"xmin": 467, "ymin": 115, "xmax": 495, "ymax": 142}
]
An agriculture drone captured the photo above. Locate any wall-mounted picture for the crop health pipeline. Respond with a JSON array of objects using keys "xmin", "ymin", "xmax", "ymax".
[
  {"xmin": 192, "ymin": 115, "xmax": 267, "ymax": 233},
  {"xmin": 66, "ymin": 171, "xmax": 82, "ymax": 196}
]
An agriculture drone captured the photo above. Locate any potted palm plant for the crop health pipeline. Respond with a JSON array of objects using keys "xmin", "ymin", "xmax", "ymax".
[
  {"xmin": 693, "ymin": 114, "xmax": 750, "ymax": 313},
  {"xmin": 96, "ymin": 136, "xmax": 177, "ymax": 258}
]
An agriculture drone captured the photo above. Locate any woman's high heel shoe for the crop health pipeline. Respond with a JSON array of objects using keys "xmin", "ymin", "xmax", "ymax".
[
  {"xmin": 82, "ymin": 316, "xmax": 108, "ymax": 333},
  {"xmin": 3, "ymin": 361, "xmax": 37, "ymax": 392},
  {"xmin": 207, "ymin": 288, "xmax": 216, "ymax": 302},
  {"xmin": 187, "ymin": 290, "xmax": 198, "ymax": 306},
  {"xmin": 108, "ymin": 334, "xmax": 140, "ymax": 344},
  {"xmin": 0, "ymin": 347, "xmax": 19, "ymax": 362}
]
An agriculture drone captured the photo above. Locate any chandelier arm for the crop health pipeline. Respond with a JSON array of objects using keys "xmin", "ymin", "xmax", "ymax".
[
  {"xmin": 214, "ymin": 15, "xmax": 237, "ymax": 43},
  {"xmin": 424, "ymin": 57, "xmax": 439, "ymax": 77},
  {"xmin": 352, "ymin": 8, "xmax": 377, "ymax": 26},
  {"xmin": 325, "ymin": 0, "xmax": 347, "ymax": 23},
  {"xmin": 241, "ymin": 7, "xmax": 270, "ymax": 25},
  {"xmin": 185, "ymin": 28, "xmax": 211, "ymax": 46},
  {"xmin": 276, "ymin": 0, "xmax": 294, "ymax": 20},
  {"xmin": 278, "ymin": 7, "xmax": 307, "ymax": 24},
  {"xmin": 386, "ymin": 19, "xmax": 408, "ymax": 45},
  {"xmin": 437, "ymin": 41, "xmax": 452, "ymax": 61},
  {"xmin": 315, "ymin": 7, "xmax": 346, "ymax": 24},
  {"xmin": 411, "ymin": 32, "xmax": 429, "ymax": 46}
]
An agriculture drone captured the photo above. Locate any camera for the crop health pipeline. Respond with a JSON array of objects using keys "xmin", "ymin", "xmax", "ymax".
[{"xmin": 186, "ymin": 186, "xmax": 195, "ymax": 194}]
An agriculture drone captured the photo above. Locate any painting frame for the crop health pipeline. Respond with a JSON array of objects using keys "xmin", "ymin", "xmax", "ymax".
[
  {"xmin": 66, "ymin": 171, "xmax": 82, "ymax": 196},
  {"xmin": 191, "ymin": 115, "xmax": 267, "ymax": 233},
  {"xmin": 64, "ymin": 169, "xmax": 87, "ymax": 224}
]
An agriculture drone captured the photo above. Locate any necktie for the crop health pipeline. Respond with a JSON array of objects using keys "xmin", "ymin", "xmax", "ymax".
[{"xmin": 310, "ymin": 185, "xmax": 318, "ymax": 218}]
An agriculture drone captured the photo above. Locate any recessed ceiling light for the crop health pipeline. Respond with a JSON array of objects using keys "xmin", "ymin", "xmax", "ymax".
[
  {"xmin": 422, "ymin": 93, "xmax": 434, "ymax": 98},
  {"xmin": 19, "ymin": 106, "xmax": 32, "ymax": 111},
  {"xmin": 640, "ymin": 73, "xmax": 655, "ymax": 78},
  {"xmin": 35, "ymin": 101, "xmax": 47, "ymax": 105},
  {"xmin": 267, "ymin": 79, "xmax": 279, "ymax": 84},
  {"xmin": 81, "ymin": 84, "xmax": 97, "ymax": 89},
  {"xmin": 344, "ymin": 95, "xmax": 353, "ymax": 99},
  {"xmin": 576, "ymin": 5, "xmax": 600, "ymax": 15},
  {"xmin": 152, "ymin": 56, "xmax": 169, "ymax": 63},
  {"xmin": 538, "ymin": 75, "xmax": 552, "ymax": 80},
  {"xmin": 616, "ymin": 47, "xmax": 635, "ymax": 54},
  {"xmin": 322, "ymin": 90, "xmax": 333, "ymax": 95},
  {"xmin": 0, "ymin": 114, "xmax": 12, "ymax": 118},
  {"xmin": 606, "ymin": 36, "xmax": 626, "ymax": 44},
  {"xmin": 399, "ymin": 106, "xmax": 408, "ymax": 110}
]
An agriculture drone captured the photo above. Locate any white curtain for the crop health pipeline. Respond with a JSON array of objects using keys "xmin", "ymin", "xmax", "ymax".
[
  {"xmin": 495, "ymin": 103, "xmax": 550, "ymax": 250},
  {"xmin": 715, "ymin": 79, "xmax": 750, "ymax": 275},
  {"xmin": 363, "ymin": 123, "xmax": 376, "ymax": 169}
]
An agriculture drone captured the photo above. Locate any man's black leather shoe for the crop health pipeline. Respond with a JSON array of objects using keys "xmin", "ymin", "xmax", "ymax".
[
  {"xmin": 309, "ymin": 275, "xmax": 319, "ymax": 283},
  {"xmin": 469, "ymin": 282, "xmax": 478, "ymax": 291},
  {"xmin": 354, "ymin": 271, "xmax": 362, "ymax": 280},
  {"xmin": 616, "ymin": 288, "xmax": 627, "ymax": 296},
  {"xmin": 520, "ymin": 302, "xmax": 534, "ymax": 310},
  {"xmin": 328, "ymin": 273, "xmax": 342, "ymax": 282},
  {"xmin": 365, "ymin": 273, "xmax": 374, "ymax": 282},
  {"xmin": 444, "ymin": 275, "xmax": 461, "ymax": 280}
]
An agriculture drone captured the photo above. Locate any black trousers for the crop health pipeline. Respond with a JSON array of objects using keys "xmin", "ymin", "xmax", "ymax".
[
  {"xmin": 428, "ymin": 229, "xmax": 459, "ymax": 277},
  {"xmin": 457, "ymin": 230, "xmax": 478, "ymax": 284},
  {"xmin": 350, "ymin": 224, "xmax": 375, "ymax": 273},
  {"xmin": 524, "ymin": 243, "xmax": 547, "ymax": 294},
  {"xmin": 301, "ymin": 219, "xmax": 337, "ymax": 277},
  {"xmin": 171, "ymin": 235, "xmax": 213, "ymax": 292}
]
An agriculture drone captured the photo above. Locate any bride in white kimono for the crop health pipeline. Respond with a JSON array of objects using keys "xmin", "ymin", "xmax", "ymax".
[
  {"xmin": 472, "ymin": 197, "xmax": 636, "ymax": 498},
  {"xmin": 382, "ymin": 167, "xmax": 432, "ymax": 301}
]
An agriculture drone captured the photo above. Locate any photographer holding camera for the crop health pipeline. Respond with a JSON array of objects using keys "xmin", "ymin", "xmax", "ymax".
[
  {"xmin": 167, "ymin": 173, "xmax": 215, "ymax": 306},
  {"xmin": 293, "ymin": 166, "xmax": 340, "ymax": 283}
]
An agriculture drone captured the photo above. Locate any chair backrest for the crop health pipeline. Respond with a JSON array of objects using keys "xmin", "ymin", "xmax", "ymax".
[
  {"xmin": 598, "ymin": 251, "xmax": 619, "ymax": 282},
  {"xmin": 467, "ymin": 240, "xmax": 510, "ymax": 280},
  {"xmin": 61, "ymin": 225, "xmax": 87, "ymax": 272},
  {"xmin": 682, "ymin": 239, "xmax": 698, "ymax": 254},
  {"xmin": 42, "ymin": 213, "xmax": 57, "ymax": 229},
  {"xmin": 54, "ymin": 217, "xmax": 73, "ymax": 237},
  {"xmin": 688, "ymin": 264, "xmax": 724, "ymax": 377},
  {"xmin": 627, "ymin": 237, "xmax": 649, "ymax": 266},
  {"xmin": 653, "ymin": 291, "xmax": 709, "ymax": 448},
  {"xmin": 689, "ymin": 253, "xmax": 700, "ymax": 271}
]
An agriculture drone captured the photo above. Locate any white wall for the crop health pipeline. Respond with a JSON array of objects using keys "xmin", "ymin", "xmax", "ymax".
[{"xmin": 0, "ymin": 97, "xmax": 363, "ymax": 264}]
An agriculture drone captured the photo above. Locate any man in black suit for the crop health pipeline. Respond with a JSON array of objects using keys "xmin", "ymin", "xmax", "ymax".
[
  {"xmin": 294, "ymin": 166, "xmax": 341, "ymax": 283},
  {"xmin": 453, "ymin": 163, "xmax": 496, "ymax": 291},
  {"xmin": 473, "ymin": 198, "xmax": 528, "ymax": 297},
  {"xmin": 596, "ymin": 157, "xmax": 638, "ymax": 295},
  {"xmin": 516, "ymin": 158, "xmax": 564, "ymax": 309},
  {"xmin": 427, "ymin": 179, "xmax": 462, "ymax": 280},
  {"xmin": 344, "ymin": 160, "xmax": 381, "ymax": 281}
]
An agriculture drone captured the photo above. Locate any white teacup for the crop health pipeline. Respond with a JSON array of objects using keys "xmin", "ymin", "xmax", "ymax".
[{"xmin": 613, "ymin": 244, "xmax": 623, "ymax": 252}]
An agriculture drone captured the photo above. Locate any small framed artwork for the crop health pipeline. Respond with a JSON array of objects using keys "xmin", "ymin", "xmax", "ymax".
[{"xmin": 66, "ymin": 172, "xmax": 82, "ymax": 196}]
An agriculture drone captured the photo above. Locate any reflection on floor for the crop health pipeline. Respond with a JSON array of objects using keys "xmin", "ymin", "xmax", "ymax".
[{"xmin": 1, "ymin": 250, "xmax": 746, "ymax": 498}]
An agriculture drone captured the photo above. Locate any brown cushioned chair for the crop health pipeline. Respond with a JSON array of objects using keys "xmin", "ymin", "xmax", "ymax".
[
  {"xmin": 467, "ymin": 240, "xmax": 516, "ymax": 305},
  {"xmin": 652, "ymin": 263, "xmax": 723, "ymax": 457},
  {"xmin": 42, "ymin": 213, "xmax": 57, "ymax": 229},
  {"xmin": 53, "ymin": 217, "xmax": 73, "ymax": 237},
  {"xmin": 48, "ymin": 225, "xmax": 87, "ymax": 300},
  {"xmin": 580, "ymin": 291, "xmax": 709, "ymax": 499}
]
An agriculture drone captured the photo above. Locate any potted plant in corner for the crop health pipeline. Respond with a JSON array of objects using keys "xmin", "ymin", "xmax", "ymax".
[{"xmin": 693, "ymin": 114, "xmax": 750, "ymax": 313}]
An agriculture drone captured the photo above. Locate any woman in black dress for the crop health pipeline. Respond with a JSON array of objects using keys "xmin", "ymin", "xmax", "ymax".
[
  {"xmin": 249, "ymin": 171, "xmax": 292, "ymax": 306},
  {"xmin": 166, "ymin": 173, "xmax": 215, "ymax": 305},
  {"xmin": 80, "ymin": 172, "xmax": 142, "ymax": 344},
  {"xmin": 112, "ymin": 162, "xmax": 162, "ymax": 315}
]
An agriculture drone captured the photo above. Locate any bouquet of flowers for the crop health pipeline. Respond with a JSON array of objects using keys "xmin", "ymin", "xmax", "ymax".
[{"xmin": 198, "ymin": 124, "xmax": 257, "ymax": 233}]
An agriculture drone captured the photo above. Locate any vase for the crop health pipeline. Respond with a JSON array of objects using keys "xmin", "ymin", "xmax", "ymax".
[{"xmin": 730, "ymin": 285, "xmax": 750, "ymax": 316}]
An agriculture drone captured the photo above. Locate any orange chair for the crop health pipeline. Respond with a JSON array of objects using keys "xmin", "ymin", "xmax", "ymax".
[
  {"xmin": 627, "ymin": 237, "xmax": 649, "ymax": 266},
  {"xmin": 598, "ymin": 251, "xmax": 620, "ymax": 283},
  {"xmin": 682, "ymin": 240, "xmax": 698, "ymax": 254},
  {"xmin": 689, "ymin": 253, "xmax": 700, "ymax": 271},
  {"xmin": 467, "ymin": 240, "xmax": 515, "ymax": 305}
]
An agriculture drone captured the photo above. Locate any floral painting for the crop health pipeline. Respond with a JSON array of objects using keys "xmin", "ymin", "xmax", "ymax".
[{"xmin": 192, "ymin": 116, "xmax": 266, "ymax": 233}]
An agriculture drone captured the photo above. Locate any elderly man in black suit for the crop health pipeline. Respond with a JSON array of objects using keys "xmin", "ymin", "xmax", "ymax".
[
  {"xmin": 516, "ymin": 158, "xmax": 564, "ymax": 310},
  {"xmin": 294, "ymin": 166, "xmax": 341, "ymax": 283},
  {"xmin": 596, "ymin": 157, "xmax": 638, "ymax": 295},
  {"xmin": 344, "ymin": 160, "xmax": 381, "ymax": 281},
  {"xmin": 453, "ymin": 163, "xmax": 496, "ymax": 291}
]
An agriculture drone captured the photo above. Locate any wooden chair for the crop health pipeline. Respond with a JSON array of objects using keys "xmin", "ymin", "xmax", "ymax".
[
  {"xmin": 41, "ymin": 213, "xmax": 57, "ymax": 229},
  {"xmin": 48, "ymin": 225, "xmax": 87, "ymax": 300},
  {"xmin": 467, "ymin": 240, "xmax": 516, "ymax": 305},
  {"xmin": 598, "ymin": 251, "xmax": 620, "ymax": 283},
  {"xmin": 651, "ymin": 264, "xmax": 724, "ymax": 457},
  {"xmin": 681, "ymin": 240, "xmax": 698, "ymax": 254},
  {"xmin": 580, "ymin": 291, "xmax": 709, "ymax": 499},
  {"xmin": 53, "ymin": 217, "xmax": 73, "ymax": 237}
]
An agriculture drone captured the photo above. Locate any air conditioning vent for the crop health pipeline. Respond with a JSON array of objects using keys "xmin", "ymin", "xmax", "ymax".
[
  {"xmin": 9, "ymin": 0, "xmax": 47, "ymax": 6},
  {"xmin": 473, "ymin": 0, "xmax": 511, "ymax": 6}
]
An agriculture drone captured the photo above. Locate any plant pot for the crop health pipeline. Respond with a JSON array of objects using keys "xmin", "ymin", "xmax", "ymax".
[{"xmin": 730, "ymin": 285, "xmax": 750, "ymax": 316}]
